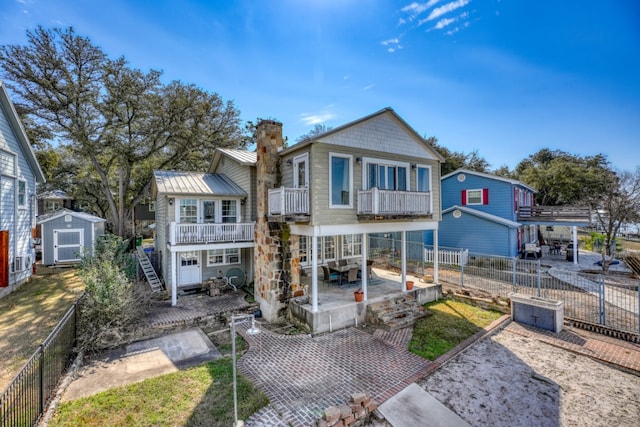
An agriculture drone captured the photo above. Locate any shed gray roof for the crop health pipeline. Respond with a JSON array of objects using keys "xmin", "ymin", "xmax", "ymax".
[
  {"xmin": 216, "ymin": 148, "xmax": 257, "ymax": 165},
  {"xmin": 153, "ymin": 170, "xmax": 247, "ymax": 197},
  {"xmin": 37, "ymin": 208, "xmax": 106, "ymax": 224}
]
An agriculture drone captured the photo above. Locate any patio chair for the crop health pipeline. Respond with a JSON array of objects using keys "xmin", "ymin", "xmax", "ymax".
[
  {"xmin": 346, "ymin": 267, "xmax": 359, "ymax": 285},
  {"xmin": 328, "ymin": 260, "xmax": 337, "ymax": 269},
  {"xmin": 339, "ymin": 259, "xmax": 348, "ymax": 267},
  {"xmin": 322, "ymin": 265, "xmax": 340, "ymax": 286}
]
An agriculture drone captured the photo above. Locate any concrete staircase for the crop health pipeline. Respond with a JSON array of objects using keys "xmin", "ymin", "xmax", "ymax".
[
  {"xmin": 366, "ymin": 293, "xmax": 431, "ymax": 331},
  {"xmin": 136, "ymin": 246, "xmax": 164, "ymax": 293}
]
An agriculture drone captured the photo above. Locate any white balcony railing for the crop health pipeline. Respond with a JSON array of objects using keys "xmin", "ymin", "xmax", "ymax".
[
  {"xmin": 268, "ymin": 187, "xmax": 309, "ymax": 216},
  {"xmin": 357, "ymin": 188, "xmax": 431, "ymax": 215},
  {"xmin": 168, "ymin": 222, "xmax": 255, "ymax": 245}
]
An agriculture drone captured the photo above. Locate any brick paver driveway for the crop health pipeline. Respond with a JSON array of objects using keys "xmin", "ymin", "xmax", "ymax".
[{"xmin": 238, "ymin": 326, "xmax": 431, "ymax": 426}]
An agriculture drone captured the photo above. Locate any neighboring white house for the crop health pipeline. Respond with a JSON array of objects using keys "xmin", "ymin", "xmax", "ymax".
[{"xmin": 0, "ymin": 80, "xmax": 46, "ymax": 296}]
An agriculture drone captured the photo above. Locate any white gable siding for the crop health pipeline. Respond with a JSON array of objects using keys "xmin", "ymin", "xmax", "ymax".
[{"xmin": 319, "ymin": 113, "xmax": 437, "ymax": 160}]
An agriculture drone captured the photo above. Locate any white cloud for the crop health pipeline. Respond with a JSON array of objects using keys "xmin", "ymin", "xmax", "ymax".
[
  {"xmin": 300, "ymin": 110, "xmax": 336, "ymax": 126},
  {"xmin": 381, "ymin": 37, "xmax": 402, "ymax": 53},
  {"xmin": 426, "ymin": 0, "xmax": 470, "ymax": 22},
  {"xmin": 434, "ymin": 17, "xmax": 456, "ymax": 29},
  {"xmin": 401, "ymin": 1, "xmax": 441, "ymax": 21},
  {"xmin": 363, "ymin": 84, "xmax": 375, "ymax": 91}
]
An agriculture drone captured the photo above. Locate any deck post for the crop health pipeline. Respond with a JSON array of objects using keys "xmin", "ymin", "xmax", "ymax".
[{"xmin": 311, "ymin": 235, "xmax": 318, "ymax": 312}]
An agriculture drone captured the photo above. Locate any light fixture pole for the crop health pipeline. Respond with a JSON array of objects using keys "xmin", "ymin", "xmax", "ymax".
[{"xmin": 230, "ymin": 314, "xmax": 260, "ymax": 427}]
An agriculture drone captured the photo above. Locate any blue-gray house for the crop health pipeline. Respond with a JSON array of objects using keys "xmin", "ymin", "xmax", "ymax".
[{"xmin": 426, "ymin": 169, "xmax": 539, "ymax": 257}]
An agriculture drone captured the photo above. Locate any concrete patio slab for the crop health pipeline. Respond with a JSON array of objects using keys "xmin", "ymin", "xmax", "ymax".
[
  {"xmin": 378, "ymin": 383, "xmax": 470, "ymax": 427},
  {"xmin": 60, "ymin": 327, "xmax": 221, "ymax": 402}
]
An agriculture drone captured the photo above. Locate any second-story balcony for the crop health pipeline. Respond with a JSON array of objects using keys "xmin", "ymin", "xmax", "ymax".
[
  {"xmin": 358, "ymin": 188, "xmax": 431, "ymax": 216},
  {"xmin": 167, "ymin": 222, "xmax": 255, "ymax": 246},
  {"xmin": 517, "ymin": 206, "xmax": 591, "ymax": 224},
  {"xmin": 268, "ymin": 187, "xmax": 309, "ymax": 217}
]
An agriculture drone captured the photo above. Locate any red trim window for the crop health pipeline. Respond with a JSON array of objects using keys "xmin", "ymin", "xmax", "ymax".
[
  {"xmin": 514, "ymin": 187, "xmax": 519, "ymax": 212},
  {"xmin": 463, "ymin": 188, "xmax": 489, "ymax": 205}
]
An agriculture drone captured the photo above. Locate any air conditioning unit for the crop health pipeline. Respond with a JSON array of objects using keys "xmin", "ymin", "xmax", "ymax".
[
  {"xmin": 510, "ymin": 293, "xmax": 564, "ymax": 333},
  {"xmin": 14, "ymin": 256, "xmax": 25, "ymax": 272}
]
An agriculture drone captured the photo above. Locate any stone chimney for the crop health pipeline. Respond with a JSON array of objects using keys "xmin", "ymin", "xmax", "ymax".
[{"xmin": 254, "ymin": 120, "xmax": 285, "ymax": 321}]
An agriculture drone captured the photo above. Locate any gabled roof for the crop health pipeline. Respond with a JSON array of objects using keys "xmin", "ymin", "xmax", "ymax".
[
  {"xmin": 443, "ymin": 205, "xmax": 521, "ymax": 228},
  {"xmin": 209, "ymin": 148, "xmax": 256, "ymax": 172},
  {"xmin": 216, "ymin": 148, "xmax": 256, "ymax": 165},
  {"xmin": 153, "ymin": 170, "xmax": 247, "ymax": 197},
  {"xmin": 442, "ymin": 168, "xmax": 537, "ymax": 193},
  {"xmin": 0, "ymin": 80, "xmax": 46, "ymax": 183},
  {"xmin": 37, "ymin": 208, "xmax": 105, "ymax": 224},
  {"xmin": 38, "ymin": 190, "xmax": 72, "ymax": 200},
  {"xmin": 281, "ymin": 107, "xmax": 445, "ymax": 162}
]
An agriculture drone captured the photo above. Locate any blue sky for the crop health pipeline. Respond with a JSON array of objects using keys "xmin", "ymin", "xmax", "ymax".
[{"xmin": 1, "ymin": 0, "xmax": 639, "ymax": 172}]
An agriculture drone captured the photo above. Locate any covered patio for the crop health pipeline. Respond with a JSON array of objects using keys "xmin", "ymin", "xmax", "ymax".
[{"xmin": 289, "ymin": 265, "xmax": 441, "ymax": 334}]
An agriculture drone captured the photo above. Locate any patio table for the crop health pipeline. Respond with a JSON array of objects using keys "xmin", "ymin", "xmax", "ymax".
[{"xmin": 330, "ymin": 264, "xmax": 360, "ymax": 285}]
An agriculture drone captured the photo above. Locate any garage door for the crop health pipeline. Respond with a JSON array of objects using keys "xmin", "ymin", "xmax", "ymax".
[{"xmin": 54, "ymin": 229, "xmax": 84, "ymax": 263}]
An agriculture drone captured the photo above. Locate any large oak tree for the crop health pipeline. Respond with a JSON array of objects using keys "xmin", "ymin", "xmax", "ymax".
[{"xmin": 1, "ymin": 27, "xmax": 246, "ymax": 237}]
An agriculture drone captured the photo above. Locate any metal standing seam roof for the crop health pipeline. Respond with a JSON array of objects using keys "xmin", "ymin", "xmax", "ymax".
[
  {"xmin": 216, "ymin": 148, "xmax": 257, "ymax": 165},
  {"xmin": 153, "ymin": 170, "xmax": 248, "ymax": 196},
  {"xmin": 37, "ymin": 208, "xmax": 106, "ymax": 224}
]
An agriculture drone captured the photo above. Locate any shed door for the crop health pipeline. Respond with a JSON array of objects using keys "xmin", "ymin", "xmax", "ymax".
[{"xmin": 54, "ymin": 229, "xmax": 84, "ymax": 263}]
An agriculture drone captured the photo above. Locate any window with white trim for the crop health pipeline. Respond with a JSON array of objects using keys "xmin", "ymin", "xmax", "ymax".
[
  {"xmin": 462, "ymin": 188, "xmax": 488, "ymax": 206},
  {"xmin": 179, "ymin": 199, "xmax": 198, "ymax": 223},
  {"xmin": 329, "ymin": 154, "xmax": 352, "ymax": 207},
  {"xmin": 298, "ymin": 236, "xmax": 336, "ymax": 265},
  {"xmin": 366, "ymin": 160, "xmax": 408, "ymax": 191},
  {"xmin": 221, "ymin": 200, "xmax": 237, "ymax": 223},
  {"xmin": 18, "ymin": 180, "xmax": 26, "ymax": 208},
  {"xmin": 342, "ymin": 234, "xmax": 362, "ymax": 258},
  {"xmin": 416, "ymin": 165, "xmax": 431, "ymax": 192},
  {"xmin": 207, "ymin": 248, "xmax": 240, "ymax": 266}
]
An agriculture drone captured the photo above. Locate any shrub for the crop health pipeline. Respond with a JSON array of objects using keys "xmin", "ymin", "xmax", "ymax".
[{"xmin": 77, "ymin": 235, "xmax": 147, "ymax": 353}]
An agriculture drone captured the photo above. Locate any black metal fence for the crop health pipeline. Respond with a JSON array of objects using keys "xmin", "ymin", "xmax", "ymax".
[{"xmin": 0, "ymin": 295, "xmax": 83, "ymax": 427}]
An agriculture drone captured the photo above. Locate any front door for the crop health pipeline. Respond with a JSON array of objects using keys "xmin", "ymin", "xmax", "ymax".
[
  {"xmin": 178, "ymin": 251, "xmax": 201, "ymax": 286},
  {"xmin": 54, "ymin": 229, "xmax": 84, "ymax": 263}
]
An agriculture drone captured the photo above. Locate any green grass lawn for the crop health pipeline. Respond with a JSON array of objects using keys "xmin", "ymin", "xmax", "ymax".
[
  {"xmin": 0, "ymin": 267, "xmax": 85, "ymax": 389},
  {"xmin": 48, "ymin": 357, "xmax": 268, "ymax": 427},
  {"xmin": 409, "ymin": 299, "xmax": 503, "ymax": 360}
]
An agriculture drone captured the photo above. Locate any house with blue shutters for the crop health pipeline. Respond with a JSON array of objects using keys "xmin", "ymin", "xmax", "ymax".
[{"xmin": 425, "ymin": 169, "xmax": 539, "ymax": 257}]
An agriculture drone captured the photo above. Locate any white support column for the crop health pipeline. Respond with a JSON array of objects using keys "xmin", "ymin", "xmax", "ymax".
[
  {"xmin": 361, "ymin": 232, "xmax": 368, "ymax": 300},
  {"xmin": 312, "ymin": 235, "xmax": 318, "ymax": 312},
  {"xmin": 434, "ymin": 228, "xmax": 439, "ymax": 283},
  {"xmin": 572, "ymin": 226, "xmax": 578, "ymax": 265},
  {"xmin": 171, "ymin": 250, "xmax": 178, "ymax": 306},
  {"xmin": 401, "ymin": 231, "xmax": 407, "ymax": 291}
]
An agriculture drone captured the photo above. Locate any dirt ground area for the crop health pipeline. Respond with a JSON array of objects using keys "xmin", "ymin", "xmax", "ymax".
[{"xmin": 419, "ymin": 327, "xmax": 640, "ymax": 427}]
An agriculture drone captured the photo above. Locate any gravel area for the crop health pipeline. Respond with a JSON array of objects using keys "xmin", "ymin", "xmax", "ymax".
[{"xmin": 419, "ymin": 327, "xmax": 640, "ymax": 427}]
